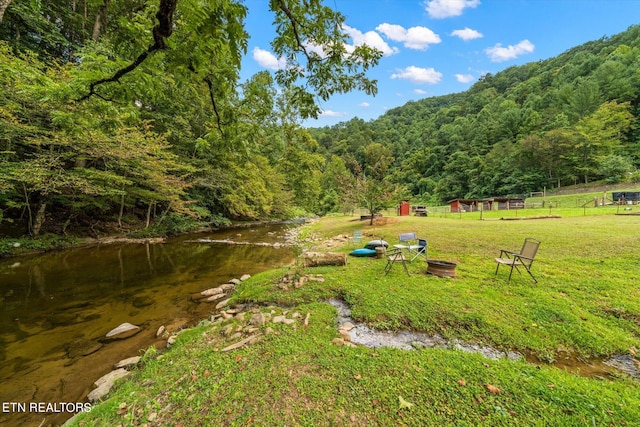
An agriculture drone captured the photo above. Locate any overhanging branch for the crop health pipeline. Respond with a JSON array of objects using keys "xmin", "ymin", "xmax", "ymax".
[{"xmin": 77, "ymin": 0, "xmax": 178, "ymax": 101}]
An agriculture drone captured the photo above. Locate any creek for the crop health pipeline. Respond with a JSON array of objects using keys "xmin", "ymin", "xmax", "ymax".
[{"xmin": 0, "ymin": 223, "xmax": 298, "ymax": 427}]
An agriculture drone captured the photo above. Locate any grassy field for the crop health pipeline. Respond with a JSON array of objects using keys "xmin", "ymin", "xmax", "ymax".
[{"xmin": 70, "ymin": 209, "xmax": 640, "ymax": 426}]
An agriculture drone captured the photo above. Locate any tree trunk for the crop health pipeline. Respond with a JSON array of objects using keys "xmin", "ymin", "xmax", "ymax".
[
  {"xmin": 32, "ymin": 200, "xmax": 47, "ymax": 237},
  {"xmin": 301, "ymin": 252, "xmax": 347, "ymax": 267},
  {"xmin": 0, "ymin": 0, "xmax": 12, "ymax": 23},
  {"xmin": 92, "ymin": 0, "xmax": 108, "ymax": 41},
  {"xmin": 118, "ymin": 193, "xmax": 125, "ymax": 228},
  {"xmin": 145, "ymin": 202, "xmax": 153, "ymax": 229}
]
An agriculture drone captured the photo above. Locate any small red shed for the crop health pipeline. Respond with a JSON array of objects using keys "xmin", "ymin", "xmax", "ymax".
[{"xmin": 398, "ymin": 200, "xmax": 410, "ymax": 216}]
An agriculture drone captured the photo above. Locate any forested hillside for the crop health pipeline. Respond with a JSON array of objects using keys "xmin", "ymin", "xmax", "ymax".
[
  {"xmin": 1, "ymin": 1, "xmax": 639, "ymax": 239},
  {"xmin": 311, "ymin": 25, "xmax": 640, "ymax": 203}
]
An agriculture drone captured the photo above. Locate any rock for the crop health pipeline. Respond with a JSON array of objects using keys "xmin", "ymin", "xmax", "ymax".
[
  {"xmin": 339, "ymin": 330, "xmax": 351, "ymax": 341},
  {"xmin": 156, "ymin": 325, "xmax": 166, "ymax": 338},
  {"xmin": 50, "ymin": 312, "xmax": 79, "ymax": 326},
  {"xmin": 272, "ymin": 315, "xmax": 286, "ymax": 323},
  {"xmin": 67, "ymin": 339, "xmax": 103, "ymax": 358},
  {"xmin": 215, "ymin": 299, "xmax": 230, "ymax": 309},
  {"xmin": 221, "ymin": 334, "xmax": 261, "ymax": 352},
  {"xmin": 114, "ymin": 356, "xmax": 141, "ymax": 369},
  {"xmin": 201, "ymin": 287, "xmax": 223, "ymax": 297},
  {"xmin": 88, "ymin": 369, "xmax": 131, "ymax": 402},
  {"xmin": 240, "ymin": 274, "xmax": 251, "ymax": 281},
  {"xmin": 282, "ymin": 318, "xmax": 296, "ymax": 325},
  {"xmin": 265, "ymin": 327, "xmax": 274, "ymax": 335},
  {"xmin": 167, "ymin": 335, "xmax": 177, "ymax": 346},
  {"xmin": 235, "ymin": 312, "xmax": 246, "ymax": 321},
  {"xmin": 105, "ymin": 323, "xmax": 140, "ymax": 340},
  {"xmin": 304, "ymin": 313, "xmax": 310, "ymax": 327},
  {"xmin": 340, "ymin": 322, "xmax": 355, "ymax": 331},
  {"xmin": 132, "ymin": 296, "xmax": 154, "ymax": 308},
  {"xmin": 228, "ymin": 278, "xmax": 241, "ymax": 285},
  {"xmin": 331, "ymin": 338, "xmax": 345, "ymax": 346},
  {"xmin": 221, "ymin": 311, "xmax": 233, "ymax": 320},
  {"xmin": 250, "ymin": 312, "xmax": 266, "ymax": 326},
  {"xmin": 219, "ymin": 284, "xmax": 235, "ymax": 292},
  {"xmin": 206, "ymin": 294, "xmax": 226, "ymax": 302}
]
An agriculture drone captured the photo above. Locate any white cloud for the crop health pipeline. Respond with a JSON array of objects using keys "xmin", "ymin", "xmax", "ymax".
[
  {"xmin": 485, "ymin": 39, "xmax": 535, "ymax": 62},
  {"xmin": 391, "ymin": 66, "xmax": 442, "ymax": 84},
  {"xmin": 414, "ymin": 89, "xmax": 428, "ymax": 95},
  {"xmin": 376, "ymin": 23, "xmax": 441, "ymax": 50},
  {"xmin": 252, "ymin": 47, "xmax": 287, "ymax": 70},
  {"xmin": 342, "ymin": 24, "xmax": 399, "ymax": 56},
  {"xmin": 319, "ymin": 110, "xmax": 348, "ymax": 117},
  {"xmin": 425, "ymin": 0, "xmax": 480, "ymax": 19},
  {"xmin": 359, "ymin": 102, "xmax": 371, "ymax": 107},
  {"xmin": 451, "ymin": 27, "xmax": 483, "ymax": 41},
  {"xmin": 455, "ymin": 73, "xmax": 475, "ymax": 83}
]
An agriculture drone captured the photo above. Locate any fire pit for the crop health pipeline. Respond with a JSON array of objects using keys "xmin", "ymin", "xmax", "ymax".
[{"xmin": 426, "ymin": 260, "xmax": 457, "ymax": 278}]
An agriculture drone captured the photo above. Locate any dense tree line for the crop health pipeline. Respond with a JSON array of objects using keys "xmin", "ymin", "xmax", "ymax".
[
  {"xmin": 0, "ymin": 0, "xmax": 381, "ymax": 236},
  {"xmin": 1, "ymin": 2, "xmax": 639, "ymax": 238},
  {"xmin": 311, "ymin": 26, "xmax": 640, "ymax": 204}
]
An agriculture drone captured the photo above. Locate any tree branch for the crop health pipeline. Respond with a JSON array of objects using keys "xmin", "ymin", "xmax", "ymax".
[
  {"xmin": 277, "ymin": 0, "xmax": 313, "ymax": 63},
  {"xmin": 0, "ymin": 0, "xmax": 11, "ymax": 23},
  {"xmin": 204, "ymin": 76, "xmax": 225, "ymax": 137},
  {"xmin": 77, "ymin": 0, "xmax": 178, "ymax": 102}
]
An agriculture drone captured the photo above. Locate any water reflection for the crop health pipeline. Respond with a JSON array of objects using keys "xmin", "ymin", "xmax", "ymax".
[{"xmin": 0, "ymin": 223, "xmax": 297, "ymax": 426}]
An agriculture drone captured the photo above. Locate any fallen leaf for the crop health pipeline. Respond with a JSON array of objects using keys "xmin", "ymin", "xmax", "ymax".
[
  {"xmin": 547, "ymin": 383, "xmax": 555, "ymax": 388},
  {"xmin": 398, "ymin": 396, "xmax": 414, "ymax": 410},
  {"xmin": 458, "ymin": 378, "xmax": 467, "ymax": 386},
  {"xmin": 486, "ymin": 384, "xmax": 502, "ymax": 395},
  {"xmin": 354, "ymin": 374, "xmax": 362, "ymax": 380},
  {"xmin": 235, "ymin": 355, "xmax": 242, "ymax": 362},
  {"xmin": 191, "ymin": 374, "xmax": 198, "ymax": 382},
  {"xmin": 203, "ymin": 370, "xmax": 211, "ymax": 377}
]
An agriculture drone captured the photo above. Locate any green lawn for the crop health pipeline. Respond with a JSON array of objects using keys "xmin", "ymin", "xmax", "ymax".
[{"xmin": 70, "ymin": 211, "xmax": 640, "ymax": 426}]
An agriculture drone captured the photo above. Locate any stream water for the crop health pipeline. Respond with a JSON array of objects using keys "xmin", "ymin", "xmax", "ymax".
[{"xmin": 0, "ymin": 223, "xmax": 298, "ymax": 427}]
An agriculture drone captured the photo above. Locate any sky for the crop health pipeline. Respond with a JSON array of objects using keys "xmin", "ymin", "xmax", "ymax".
[{"xmin": 239, "ymin": 0, "xmax": 640, "ymax": 127}]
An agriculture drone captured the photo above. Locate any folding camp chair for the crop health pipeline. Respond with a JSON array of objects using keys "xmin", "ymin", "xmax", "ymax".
[
  {"xmin": 384, "ymin": 247, "xmax": 410, "ymax": 276},
  {"xmin": 494, "ymin": 238, "xmax": 541, "ymax": 283}
]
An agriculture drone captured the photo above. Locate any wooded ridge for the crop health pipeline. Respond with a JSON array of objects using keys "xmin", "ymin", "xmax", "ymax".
[{"xmin": 1, "ymin": 1, "xmax": 639, "ymax": 238}]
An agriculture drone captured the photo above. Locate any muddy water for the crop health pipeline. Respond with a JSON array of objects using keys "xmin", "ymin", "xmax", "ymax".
[{"xmin": 0, "ymin": 224, "xmax": 297, "ymax": 427}]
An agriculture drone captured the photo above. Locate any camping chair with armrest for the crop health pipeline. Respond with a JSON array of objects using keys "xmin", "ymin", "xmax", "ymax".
[
  {"xmin": 384, "ymin": 247, "xmax": 410, "ymax": 276},
  {"xmin": 494, "ymin": 238, "xmax": 541, "ymax": 283},
  {"xmin": 410, "ymin": 238, "xmax": 428, "ymax": 261},
  {"xmin": 395, "ymin": 232, "xmax": 427, "ymax": 262}
]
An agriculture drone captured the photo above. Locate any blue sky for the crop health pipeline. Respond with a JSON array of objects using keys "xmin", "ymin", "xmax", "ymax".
[{"xmin": 240, "ymin": 0, "xmax": 640, "ymax": 127}]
